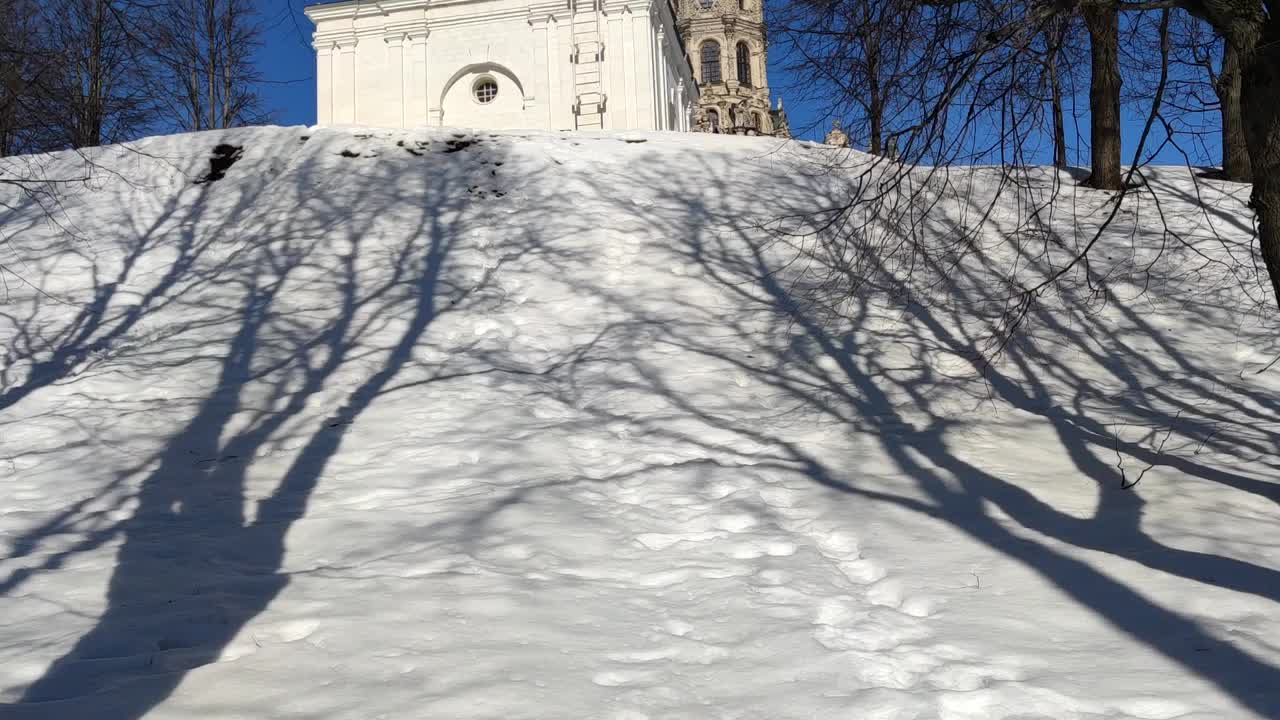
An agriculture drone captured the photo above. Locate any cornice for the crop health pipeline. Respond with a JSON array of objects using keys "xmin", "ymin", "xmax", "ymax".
[
  {"xmin": 308, "ymin": 0, "xmax": 657, "ymax": 27},
  {"xmin": 305, "ymin": 0, "xmax": 430, "ymax": 22},
  {"xmin": 679, "ymin": 15, "xmax": 762, "ymax": 30},
  {"xmin": 430, "ymin": 5, "xmax": 539, "ymax": 29},
  {"xmin": 599, "ymin": 0, "xmax": 653, "ymax": 13},
  {"xmin": 386, "ymin": 19, "xmax": 430, "ymax": 35},
  {"xmin": 306, "ymin": 0, "xmax": 687, "ymax": 53},
  {"xmin": 312, "ymin": 27, "xmax": 357, "ymax": 48}
]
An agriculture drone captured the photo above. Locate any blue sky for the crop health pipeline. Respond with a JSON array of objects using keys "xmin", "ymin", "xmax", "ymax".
[
  {"xmin": 255, "ymin": 0, "xmax": 1219, "ymax": 168},
  {"xmin": 254, "ymin": 1, "xmax": 319, "ymax": 125}
]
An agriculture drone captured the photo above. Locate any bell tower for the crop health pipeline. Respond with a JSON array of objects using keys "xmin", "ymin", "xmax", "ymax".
[{"xmin": 675, "ymin": 0, "xmax": 787, "ymax": 136}]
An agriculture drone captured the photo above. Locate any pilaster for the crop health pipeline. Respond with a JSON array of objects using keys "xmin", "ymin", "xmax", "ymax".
[
  {"xmin": 621, "ymin": 7, "xmax": 637, "ymax": 128},
  {"xmin": 315, "ymin": 42, "xmax": 336, "ymax": 124},
  {"xmin": 406, "ymin": 26, "xmax": 430, "ymax": 125},
  {"xmin": 335, "ymin": 36, "xmax": 358, "ymax": 124},
  {"xmin": 529, "ymin": 14, "xmax": 553, "ymax": 128},
  {"xmin": 384, "ymin": 31, "xmax": 407, "ymax": 127}
]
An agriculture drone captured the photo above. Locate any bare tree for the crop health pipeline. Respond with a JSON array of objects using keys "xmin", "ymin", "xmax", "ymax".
[
  {"xmin": 1041, "ymin": 15, "xmax": 1081, "ymax": 169},
  {"xmin": 39, "ymin": 0, "xmax": 155, "ymax": 148},
  {"xmin": 1171, "ymin": 0, "xmax": 1274, "ymax": 301},
  {"xmin": 1213, "ymin": 38, "xmax": 1250, "ymax": 181},
  {"xmin": 777, "ymin": 0, "xmax": 1280, "ymax": 315},
  {"xmin": 1159, "ymin": 14, "xmax": 1251, "ymax": 181},
  {"xmin": 772, "ymin": 0, "xmax": 925, "ymax": 154},
  {"xmin": 0, "ymin": 0, "xmax": 58, "ymax": 156},
  {"xmin": 1, "ymin": 0, "xmax": 33, "ymax": 155},
  {"xmin": 147, "ymin": 0, "xmax": 265, "ymax": 131}
]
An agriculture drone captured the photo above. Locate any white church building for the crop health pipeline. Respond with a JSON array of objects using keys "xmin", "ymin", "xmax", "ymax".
[{"xmin": 304, "ymin": 0, "xmax": 697, "ymax": 132}]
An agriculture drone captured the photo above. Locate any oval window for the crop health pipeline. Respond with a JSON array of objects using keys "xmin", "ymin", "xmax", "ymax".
[{"xmin": 473, "ymin": 78, "xmax": 498, "ymax": 104}]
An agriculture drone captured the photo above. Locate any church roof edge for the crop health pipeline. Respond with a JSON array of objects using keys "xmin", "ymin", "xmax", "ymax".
[{"xmin": 305, "ymin": 0, "xmax": 670, "ymax": 17}]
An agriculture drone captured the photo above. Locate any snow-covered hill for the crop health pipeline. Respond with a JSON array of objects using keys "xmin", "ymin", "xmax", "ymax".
[{"xmin": 0, "ymin": 126, "xmax": 1277, "ymax": 719}]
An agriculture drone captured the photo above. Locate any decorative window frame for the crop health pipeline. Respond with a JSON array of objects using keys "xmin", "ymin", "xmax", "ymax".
[
  {"xmin": 735, "ymin": 42, "xmax": 752, "ymax": 87},
  {"xmin": 700, "ymin": 40, "xmax": 722, "ymax": 85}
]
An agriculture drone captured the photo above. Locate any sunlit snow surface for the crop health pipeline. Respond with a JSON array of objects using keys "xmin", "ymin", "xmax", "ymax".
[{"xmin": 0, "ymin": 126, "xmax": 1277, "ymax": 719}]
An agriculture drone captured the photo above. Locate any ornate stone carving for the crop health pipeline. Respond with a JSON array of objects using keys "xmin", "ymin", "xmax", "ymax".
[{"xmin": 675, "ymin": 0, "xmax": 784, "ymax": 136}]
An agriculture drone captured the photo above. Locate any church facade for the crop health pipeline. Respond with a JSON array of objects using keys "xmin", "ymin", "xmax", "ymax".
[
  {"xmin": 304, "ymin": 0, "xmax": 697, "ymax": 132},
  {"xmin": 676, "ymin": 0, "xmax": 787, "ymax": 136}
]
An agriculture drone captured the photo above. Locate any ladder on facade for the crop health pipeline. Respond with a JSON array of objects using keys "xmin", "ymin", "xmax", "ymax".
[{"xmin": 571, "ymin": 0, "xmax": 605, "ymax": 130}]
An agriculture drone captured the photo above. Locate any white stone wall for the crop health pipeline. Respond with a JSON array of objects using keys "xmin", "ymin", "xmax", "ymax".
[{"xmin": 305, "ymin": 0, "xmax": 696, "ymax": 132}]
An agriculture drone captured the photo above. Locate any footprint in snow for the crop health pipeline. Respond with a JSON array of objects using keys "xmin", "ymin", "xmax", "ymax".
[
  {"xmin": 713, "ymin": 513, "xmax": 758, "ymax": 533},
  {"xmin": 866, "ymin": 577, "xmax": 944, "ymax": 618},
  {"xmin": 591, "ymin": 669, "xmax": 657, "ymax": 687},
  {"xmin": 726, "ymin": 540, "xmax": 798, "ymax": 559}
]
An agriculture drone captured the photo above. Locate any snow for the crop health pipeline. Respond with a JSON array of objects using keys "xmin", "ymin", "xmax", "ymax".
[{"xmin": 0, "ymin": 125, "xmax": 1277, "ymax": 719}]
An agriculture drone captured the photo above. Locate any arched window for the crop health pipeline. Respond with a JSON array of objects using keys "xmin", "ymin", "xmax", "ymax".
[
  {"xmin": 736, "ymin": 42, "xmax": 751, "ymax": 87},
  {"xmin": 701, "ymin": 41, "xmax": 721, "ymax": 85},
  {"xmin": 707, "ymin": 108, "xmax": 720, "ymax": 132}
]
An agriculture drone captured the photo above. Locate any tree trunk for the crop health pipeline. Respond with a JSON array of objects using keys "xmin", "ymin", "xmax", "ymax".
[
  {"xmin": 76, "ymin": 0, "xmax": 108, "ymax": 148},
  {"xmin": 869, "ymin": 87, "xmax": 883, "ymax": 156},
  {"xmin": 1240, "ymin": 18, "xmax": 1280, "ymax": 307},
  {"xmin": 1217, "ymin": 41, "xmax": 1251, "ymax": 182},
  {"xmin": 221, "ymin": 3, "xmax": 233, "ymax": 128},
  {"xmin": 1049, "ymin": 49, "xmax": 1067, "ymax": 168},
  {"xmin": 1046, "ymin": 19, "xmax": 1069, "ymax": 169},
  {"xmin": 206, "ymin": 0, "xmax": 217, "ymax": 131},
  {"xmin": 0, "ymin": 68, "xmax": 18, "ymax": 157},
  {"xmin": 1082, "ymin": 4, "xmax": 1122, "ymax": 190},
  {"xmin": 867, "ymin": 39, "xmax": 883, "ymax": 156}
]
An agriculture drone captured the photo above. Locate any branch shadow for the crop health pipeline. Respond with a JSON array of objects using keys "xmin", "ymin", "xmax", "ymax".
[
  {"xmin": 2, "ymin": 130, "xmax": 1276, "ymax": 717},
  {"xmin": 549, "ymin": 144, "xmax": 1280, "ymax": 715},
  {"xmin": 2, "ymin": 129, "xmax": 551, "ymax": 718}
]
